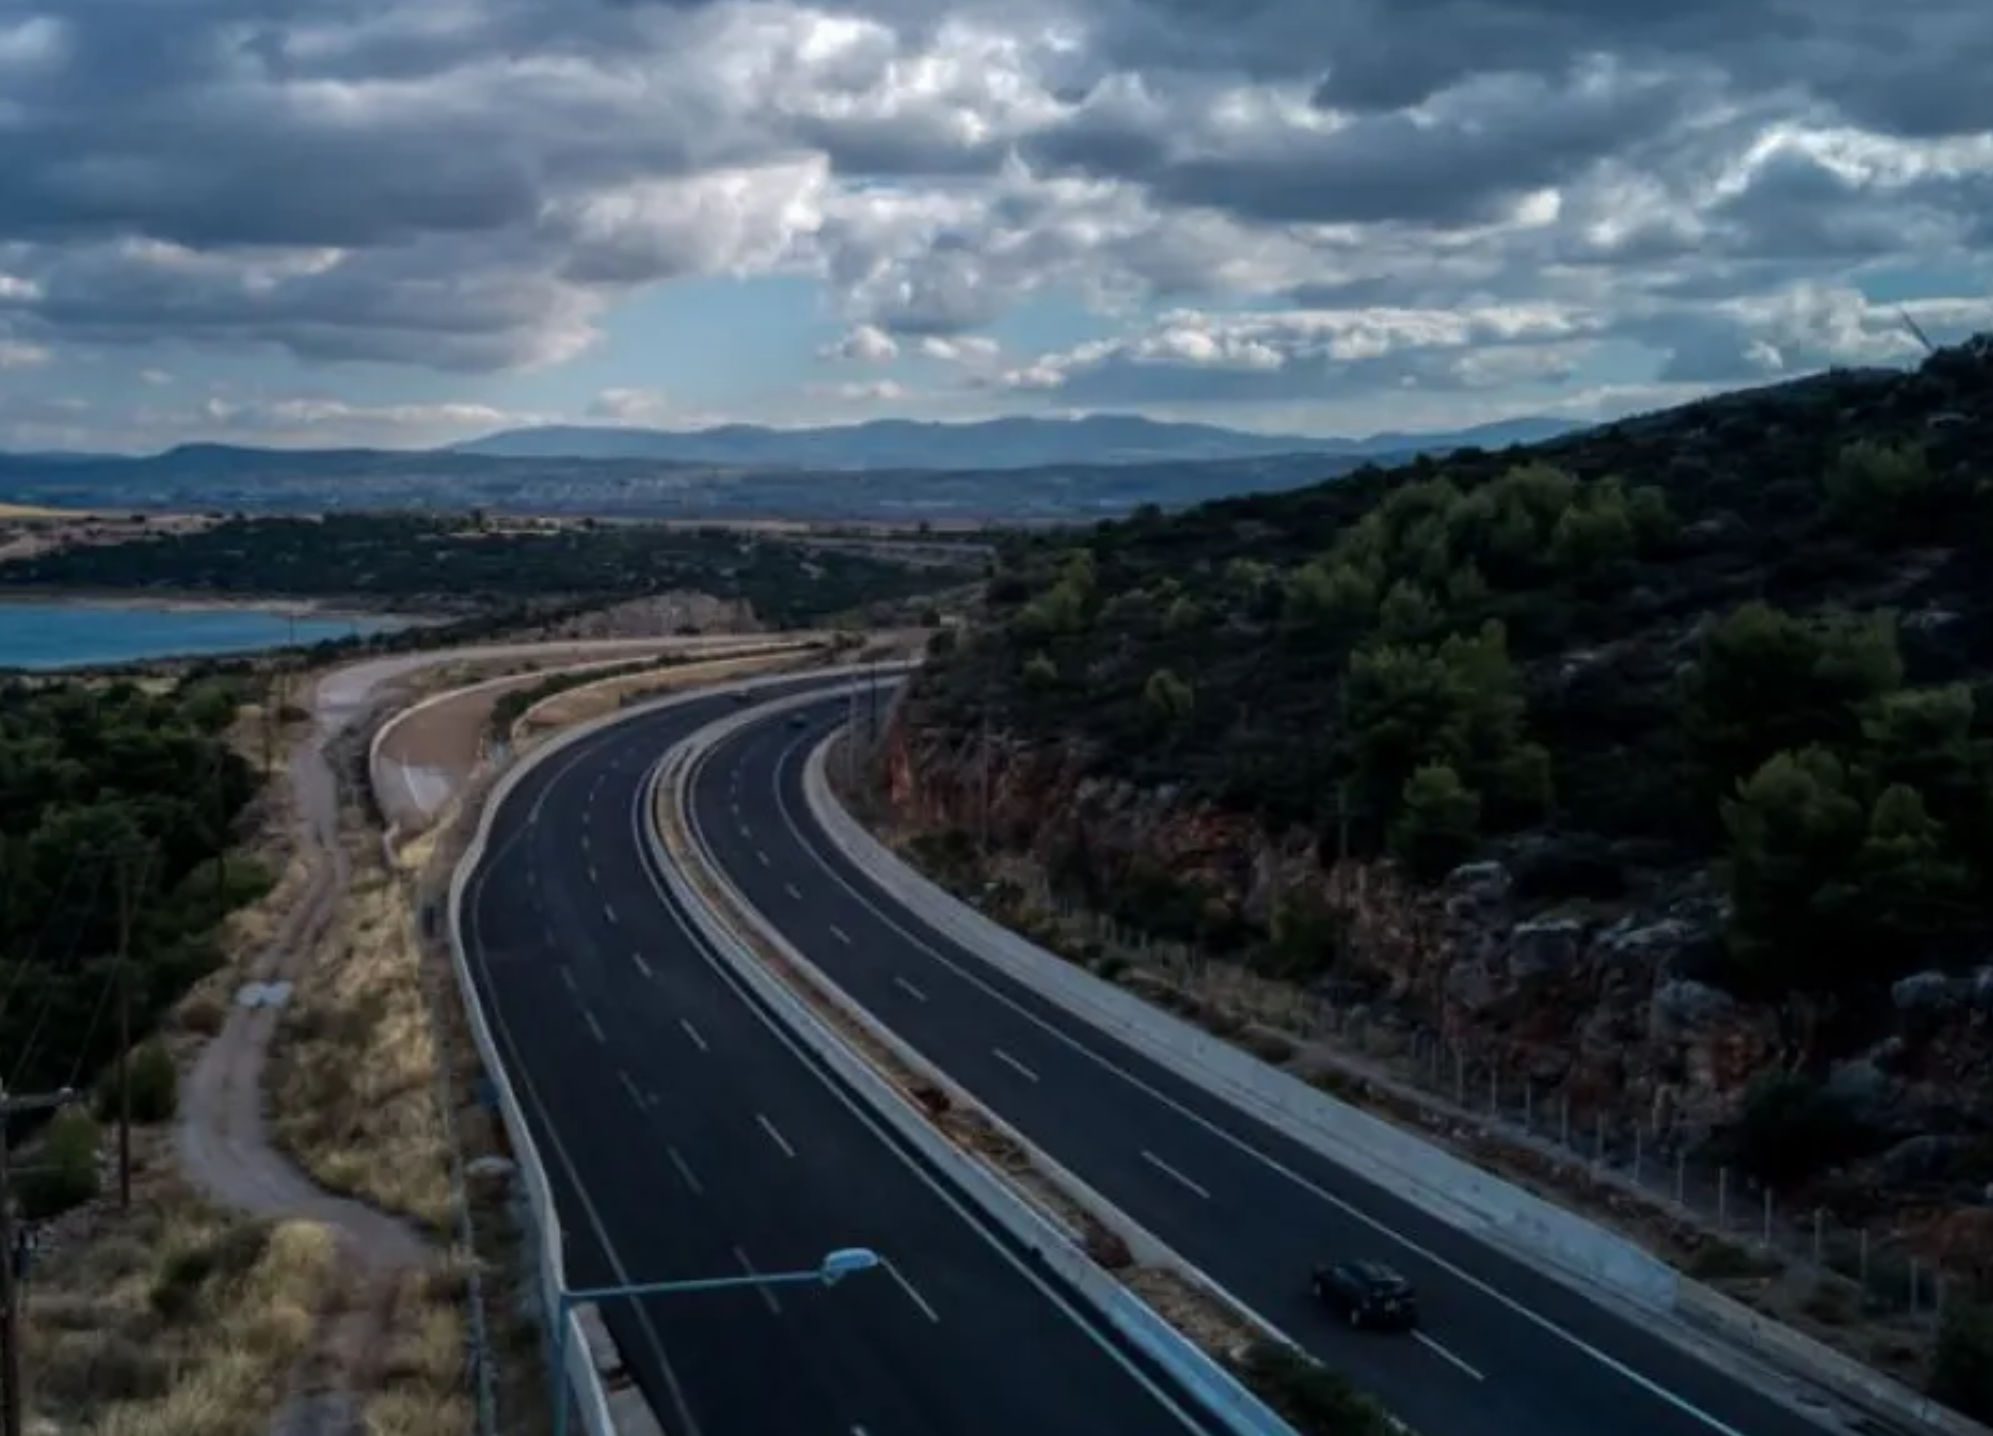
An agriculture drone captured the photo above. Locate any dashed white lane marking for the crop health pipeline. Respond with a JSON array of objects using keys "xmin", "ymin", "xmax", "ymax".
[
  {"xmin": 885, "ymin": 1261, "xmax": 941, "ymax": 1323},
  {"xmin": 756, "ymin": 1113, "xmax": 796, "ymax": 1158},
  {"xmin": 785, "ymin": 882, "xmax": 803, "ymax": 900},
  {"xmin": 679, "ymin": 1018, "xmax": 709, "ymax": 1053},
  {"xmin": 618, "ymin": 1069, "xmax": 643, "ymax": 1107},
  {"xmin": 560, "ymin": 964, "xmax": 577, "ymax": 993},
  {"xmin": 734, "ymin": 1247, "xmax": 783, "ymax": 1314},
  {"xmin": 632, "ymin": 951, "xmax": 652, "ymax": 979},
  {"xmin": 667, "ymin": 1145, "xmax": 704, "ymax": 1195},
  {"xmin": 892, "ymin": 975, "xmax": 928, "ymax": 1004},
  {"xmin": 1415, "ymin": 1332, "xmax": 1486, "ymax": 1382},
  {"xmin": 829, "ymin": 924, "xmax": 852, "ymax": 945},
  {"xmin": 581, "ymin": 833, "xmax": 591, "ymax": 856},
  {"xmin": 588, "ymin": 863, "xmax": 600, "ymax": 885},
  {"xmin": 582, "ymin": 1008, "xmax": 607, "ymax": 1045},
  {"xmin": 602, "ymin": 901, "xmax": 618, "ymax": 925},
  {"xmin": 1140, "ymin": 1149, "xmax": 1211, "ymax": 1201},
  {"xmin": 755, "ymin": 848, "xmax": 771, "ymax": 867},
  {"xmin": 991, "ymin": 1047, "xmax": 1041, "ymax": 1084},
  {"xmin": 740, "ymin": 822, "xmax": 752, "ymax": 840}
]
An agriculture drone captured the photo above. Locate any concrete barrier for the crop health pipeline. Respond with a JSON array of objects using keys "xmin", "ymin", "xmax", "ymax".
[
  {"xmin": 444, "ymin": 659, "xmax": 886, "ymax": 1436},
  {"xmin": 803, "ymin": 742, "xmax": 1993, "ymax": 1436},
  {"xmin": 652, "ymin": 698, "xmax": 1300, "ymax": 1436},
  {"xmin": 802, "ymin": 742, "xmax": 1679, "ymax": 1308}
]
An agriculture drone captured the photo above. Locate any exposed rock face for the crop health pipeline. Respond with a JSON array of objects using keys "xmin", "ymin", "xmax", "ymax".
[{"xmin": 878, "ymin": 713, "xmax": 1993, "ymax": 1175}]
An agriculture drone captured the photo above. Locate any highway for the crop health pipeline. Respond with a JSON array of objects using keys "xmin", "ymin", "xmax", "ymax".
[
  {"xmin": 681, "ymin": 694, "xmax": 1841, "ymax": 1436},
  {"xmin": 460, "ymin": 677, "xmax": 1228, "ymax": 1436}
]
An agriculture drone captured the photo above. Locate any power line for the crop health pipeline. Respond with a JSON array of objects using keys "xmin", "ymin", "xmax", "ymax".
[
  {"xmin": 0, "ymin": 856, "xmax": 93, "ymax": 1032},
  {"xmin": 7, "ymin": 865, "xmax": 105, "ymax": 1093}
]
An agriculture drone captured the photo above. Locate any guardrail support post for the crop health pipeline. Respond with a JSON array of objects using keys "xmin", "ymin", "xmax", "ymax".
[{"xmin": 551, "ymin": 1294, "xmax": 573, "ymax": 1436}]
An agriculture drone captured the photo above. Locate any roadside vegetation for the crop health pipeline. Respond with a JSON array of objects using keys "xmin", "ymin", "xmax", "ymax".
[
  {"xmin": 0, "ymin": 672, "xmax": 266, "ymax": 1114},
  {"xmin": 0, "ymin": 512, "xmax": 970, "ymax": 626},
  {"xmin": 899, "ymin": 335, "xmax": 1993, "ymax": 1408}
]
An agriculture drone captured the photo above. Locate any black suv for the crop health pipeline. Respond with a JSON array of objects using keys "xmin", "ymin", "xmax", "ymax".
[{"xmin": 1312, "ymin": 1261, "xmax": 1418, "ymax": 1331}]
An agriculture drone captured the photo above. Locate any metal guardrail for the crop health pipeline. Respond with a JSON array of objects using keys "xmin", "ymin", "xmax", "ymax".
[
  {"xmin": 652, "ymin": 697, "xmax": 1300, "ymax": 1436},
  {"xmin": 442, "ymin": 660, "xmax": 909, "ymax": 1436}
]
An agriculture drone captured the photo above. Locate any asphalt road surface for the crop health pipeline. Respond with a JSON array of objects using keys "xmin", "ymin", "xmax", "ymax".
[
  {"xmin": 681, "ymin": 695, "xmax": 1842, "ymax": 1436},
  {"xmin": 461, "ymin": 678, "xmax": 1229, "ymax": 1436}
]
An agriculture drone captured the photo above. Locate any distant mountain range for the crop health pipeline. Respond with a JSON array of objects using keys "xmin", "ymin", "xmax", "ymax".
[
  {"xmin": 453, "ymin": 413, "xmax": 1577, "ymax": 470},
  {"xmin": 0, "ymin": 413, "xmax": 1581, "ymax": 524}
]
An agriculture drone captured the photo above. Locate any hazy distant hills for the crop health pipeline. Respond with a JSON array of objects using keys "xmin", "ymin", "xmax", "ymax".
[
  {"xmin": 0, "ymin": 414, "xmax": 1580, "ymax": 523},
  {"xmin": 454, "ymin": 413, "xmax": 1577, "ymax": 469}
]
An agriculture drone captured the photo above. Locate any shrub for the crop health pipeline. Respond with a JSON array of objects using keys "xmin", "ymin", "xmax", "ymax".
[
  {"xmin": 1235, "ymin": 1341, "xmax": 1395, "ymax": 1436},
  {"xmin": 96, "ymin": 1040, "xmax": 179, "ymax": 1124},
  {"xmin": 1142, "ymin": 668, "xmax": 1195, "ymax": 729},
  {"xmin": 1932, "ymin": 1301, "xmax": 1993, "ymax": 1422},
  {"xmin": 1388, "ymin": 763, "xmax": 1482, "ymax": 881},
  {"xmin": 21, "ymin": 1109, "xmax": 102, "ymax": 1219},
  {"xmin": 1726, "ymin": 1073, "xmax": 1873, "ymax": 1189},
  {"xmin": 1021, "ymin": 651, "xmax": 1059, "ymax": 690}
]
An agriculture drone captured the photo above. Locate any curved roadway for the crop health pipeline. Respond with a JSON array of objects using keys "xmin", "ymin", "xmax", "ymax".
[
  {"xmin": 461, "ymin": 677, "xmax": 1225, "ymax": 1436},
  {"xmin": 682, "ymin": 694, "xmax": 1843, "ymax": 1436}
]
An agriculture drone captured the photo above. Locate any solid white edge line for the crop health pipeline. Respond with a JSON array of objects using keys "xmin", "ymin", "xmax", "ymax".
[
  {"xmin": 645, "ymin": 740, "xmax": 1215, "ymax": 1436},
  {"xmin": 461, "ymin": 733, "xmax": 705, "ymax": 1436},
  {"xmin": 764, "ymin": 727, "xmax": 1755, "ymax": 1436},
  {"xmin": 992, "ymin": 1047, "xmax": 1041, "ymax": 1084},
  {"xmin": 1141, "ymin": 1149, "xmax": 1213, "ymax": 1202},
  {"xmin": 1415, "ymin": 1331, "xmax": 1487, "ymax": 1383}
]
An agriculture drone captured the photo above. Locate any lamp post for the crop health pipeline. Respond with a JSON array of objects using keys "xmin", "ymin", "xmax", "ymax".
[{"xmin": 552, "ymin": 1247, "xmax": 882, "ymax": 1436}]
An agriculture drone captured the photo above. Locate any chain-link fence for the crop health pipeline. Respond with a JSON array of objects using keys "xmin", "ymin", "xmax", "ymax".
[{"xmin": 988, "ymin": 887, "xmax": 1979, "ymax": 1337}]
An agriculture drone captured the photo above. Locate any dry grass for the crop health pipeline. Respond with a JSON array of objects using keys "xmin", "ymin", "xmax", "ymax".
[
  {"xmin": 23, "ymin": 1153, "xmax": 338, "ymax": 1436},
  {"xmin": 271, "ymin": 858, "xmax": 453, "ymax": 1231},
  {"xmin": 363, "ymin": 1263, "xmax": 476, "ymax": 1436}
]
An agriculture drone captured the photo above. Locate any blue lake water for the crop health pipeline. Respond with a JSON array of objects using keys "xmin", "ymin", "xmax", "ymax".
[{"xmin": 0, "ymin": 601, "xmax": 403, "ymax": 670}]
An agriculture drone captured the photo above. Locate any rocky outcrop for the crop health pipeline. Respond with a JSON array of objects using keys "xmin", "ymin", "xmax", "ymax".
[{"xmin": 877, "ymin": 713, "xmax": 1993, "ymax": 1190}]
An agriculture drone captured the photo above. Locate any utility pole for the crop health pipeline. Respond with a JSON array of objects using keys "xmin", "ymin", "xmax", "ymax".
[
  {"xmin": 981, "ymin": 712, "xmax": 999, "ymax": 857},
  {"xmin": 0, "ymin": 1086, "xmax": 73, "ymax": 1436},
  {"xmin": 217, "ymin": 744, "xmax": 230, "ymax": 912},
  {"xmin": 114, "ymin": 846, "xmax": 151, "ymax": 1211}
]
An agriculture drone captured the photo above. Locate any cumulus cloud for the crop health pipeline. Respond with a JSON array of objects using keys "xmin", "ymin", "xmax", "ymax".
[
  {"xmin": 0, "ymin": 339, "xmax": 48, "ymax": 368},
  {"xmin": 918, "ymin": 334, "xmax": 1000, "ymax": 364},
  {"xmin": 588, "ymin": 387, "xmax": 676, "ymax": 424},
  {"xmin": 822, "ymin": 323, "xmax": 901, "ymax": 362},
  {"xmin": 809, "ymin": 378, "xmax": 909, "ymax": 402},
  {"xmin": 0, "ymin": 0, "xmax": 1987, "ymax": 430}
]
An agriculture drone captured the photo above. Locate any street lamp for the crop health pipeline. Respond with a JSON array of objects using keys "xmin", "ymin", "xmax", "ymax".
[{"xmin": 552, "ymin": 1247, "xmax": 883, "ymax": 1436}]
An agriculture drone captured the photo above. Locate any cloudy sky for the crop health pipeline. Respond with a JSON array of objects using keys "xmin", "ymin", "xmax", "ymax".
[{"xmin": 1, "ymin": 0, "xmax": 1990, "ymax": 452}]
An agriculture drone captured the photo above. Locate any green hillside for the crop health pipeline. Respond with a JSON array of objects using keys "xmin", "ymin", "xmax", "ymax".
[{"xmin": 912, "ymin": 334, "xmax": 1993, "ymax": 1013}]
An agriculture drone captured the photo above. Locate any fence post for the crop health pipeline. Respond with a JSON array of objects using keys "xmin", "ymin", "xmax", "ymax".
[
  {"xmin": 1813, "ymin": 1209, "xmax": 1823, "ymax": 1267},
  {"xmin": 1594, "ymin": 1113, "xmax": 1605, "ymax": 1171},
  {"xmin": 1524, "ymin": 1082, "xmax": 1533, "ymax": 1132},
  {"xmin": 1490, "ymin": 1066, "xmax": 1500, "ymax": 1119},
  {"xmin": 1859, "ymin": 1227, "xmax": 1869, "ymax": 1288},
  {"xmin": 1674, "ymin": 1149, "xmax": 1685, "ymax": 1206},
  {"xmin": 1633, "ymin": 1126, "xmax": 1643, "ymax": 1186},
  {"xmin": 1762, "ymin": 1188, "xmax": 1773, "ymax": 1247},
  {"xmin": 1718, "ymin": 1166, "xmax": 1729, "ymax": 1229},
  {"xmin": 1561, "ymin": 1093, "xmax": 1571, "ymax": 1151},
  {"xmin": 1910, "ymin": 1258, "xmax": 1920, "ymax": 1317},
  {"xmin": 1454, "ymin": 1048, "xmax": 1465, "ymax": 1106}
]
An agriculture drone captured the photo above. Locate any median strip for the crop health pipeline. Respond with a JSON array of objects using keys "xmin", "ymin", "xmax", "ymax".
[{"xmin": 653, "ymin": 702, "xmax": 1344, "ymax": 1436}]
